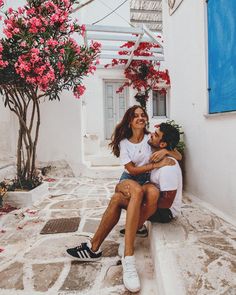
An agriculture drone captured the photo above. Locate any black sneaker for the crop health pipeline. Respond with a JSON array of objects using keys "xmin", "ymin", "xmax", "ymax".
[
  {"xmin": 119, "ymin": 224, "xmax": 148, "ymax": 238},
  {"xmin": 66, "ymin": 242, "xmax": 102, "ymax": 261}
]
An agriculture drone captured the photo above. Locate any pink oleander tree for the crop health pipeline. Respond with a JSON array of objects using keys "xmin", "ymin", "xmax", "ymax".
[{"xmin": 0, "ymin": 0, "xmax": 100, "ymax": 188}]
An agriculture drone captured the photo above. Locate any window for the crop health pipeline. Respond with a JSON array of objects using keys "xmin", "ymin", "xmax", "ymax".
[
  {"xmin": 152, "ymin": 90, "xmax": 166, "ymax": 117},
  {"xmin": 207, "ymin": 0, "xmax": 236, "ymax": 113}
]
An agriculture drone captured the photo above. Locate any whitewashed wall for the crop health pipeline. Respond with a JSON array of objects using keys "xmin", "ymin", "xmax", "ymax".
[{"xmin": 162, "ymin": 0, "xmax": 236, "ymax": 219}]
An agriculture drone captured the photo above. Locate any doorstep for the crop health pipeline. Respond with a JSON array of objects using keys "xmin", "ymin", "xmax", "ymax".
[{"xmin": 149, "ymin": 194, "xmax": 236, "ymax": 295}]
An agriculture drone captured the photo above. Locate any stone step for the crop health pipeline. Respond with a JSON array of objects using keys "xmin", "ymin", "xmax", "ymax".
[
  {"xmin": 82, "ymin": 165, "xmax": 123, "ymax": 179},
  {"xmin": 85, "ymin": 154, "xmax": 120, "ymax": 167}
]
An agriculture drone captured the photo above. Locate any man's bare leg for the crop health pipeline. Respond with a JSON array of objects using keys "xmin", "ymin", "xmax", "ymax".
[{"xmin": 138, "ymin": 183, "xmax": 159, "ymax": 228}]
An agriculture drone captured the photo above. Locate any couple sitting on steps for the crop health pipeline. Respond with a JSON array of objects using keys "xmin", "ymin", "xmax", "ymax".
[{"xmin": 67, "ymin": 105, "xmax": 183, "ymax": 293}]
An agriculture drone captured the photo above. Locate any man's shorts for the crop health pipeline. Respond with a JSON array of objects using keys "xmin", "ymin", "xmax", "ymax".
[
  {"xmin": 119, "ymin": 171, "xmax": 150, "ymax": 186},
  {"xmin": 148, "ymin": 208, "xmax": 174, "ymax": 223}
]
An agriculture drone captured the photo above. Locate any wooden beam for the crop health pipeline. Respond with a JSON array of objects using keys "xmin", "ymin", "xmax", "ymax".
[
  {"xmin": 85, "ymin": 25, "xmax": 144, "ymax": 35},
  {"xmin": 125, "ymin": 33, "xmax": 143, "ymax": 69},
  {"xmin": 130, "ymin": 8, "xmax": 162, "ymax": 14},
  {"xmin": 99, "ymin": 53, "xmax": 164, "ymax": 61},
  {"xmin": 101, "ymin": 45, "xmax": 163, "ymax": 54},
  {"xmin": 87, "ymin": 33, "xmax": 155, "ymax": 43},
  {"xmin": 130, "ymin": 19, "xmax": 162, "ymax": 25},
  {"xmin": 143, "ymin": 24, "xmax": 163, "ymax": 48}
]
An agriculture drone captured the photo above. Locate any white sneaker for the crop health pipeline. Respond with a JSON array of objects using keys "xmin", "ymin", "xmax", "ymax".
[{"xmin": 122, "ymin": 255, "xmax": 141, "ymax": 292}]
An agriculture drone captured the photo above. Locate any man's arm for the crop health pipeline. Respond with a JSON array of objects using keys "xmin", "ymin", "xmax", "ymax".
[
  {"xmin": 150, "ymin": 148, "xmax": 182, "ymax": 163},
  {"xmin": 125, "ymin": 157, "xmax": 175, "ymax": 176}
]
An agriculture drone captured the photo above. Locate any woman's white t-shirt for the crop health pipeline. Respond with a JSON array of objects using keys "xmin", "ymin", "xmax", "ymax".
[{"xmin": 119, "ymin": 134, "xmax": 152, "ymax": 169}]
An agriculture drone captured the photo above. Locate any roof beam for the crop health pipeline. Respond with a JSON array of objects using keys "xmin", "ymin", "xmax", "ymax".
[
  {"xmin": 85, "ymin": 24, "xmax": 144, "ymax": 35},
  {"xmin": 131, "ymin": 19, "xmax": 162, "ymax": 25},
  {"xmin": 143, "ymin": 24, "xmax": 163, "ymax": 48},
  {"xmin": 125, "ymin": 32, "xmax": 143, "ymax": 69},
  {"xmin": 130, "ymin": 8, "xmax": 162, "ymax": 14},
  {"xmin": 99, "ymin": 53, "xmax": 164, "ymax": 61},
  {"xmin": 101, "ymin": 45, "xmax": 163, "ymax": 54},
  {"xmin": 87, "ymin": 33, "xmax": 155, "ymax": 43}
]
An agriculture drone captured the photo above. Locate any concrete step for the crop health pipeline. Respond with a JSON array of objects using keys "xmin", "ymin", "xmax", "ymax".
[
  {"xmin": 85, "ymin": 154, "xmax": 120, "ymax": 167},
  {"xmin": 82, "ymin": 165, "xmax": 123, "ymax": 179}
]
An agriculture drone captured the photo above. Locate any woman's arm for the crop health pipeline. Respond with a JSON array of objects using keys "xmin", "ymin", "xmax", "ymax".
[
  {"xmin": 125, "ymin": 157, "xmax": 175, "ymax": 176},
  {"xmin": 150, "ymin": 148, "xmax": 182, "ymax": 163}
]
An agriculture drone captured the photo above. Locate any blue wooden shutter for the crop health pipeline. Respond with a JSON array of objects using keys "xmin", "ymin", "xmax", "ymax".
[{"xmin": 208, "ymin": 0, "xmax": 236, "ymax": 113}]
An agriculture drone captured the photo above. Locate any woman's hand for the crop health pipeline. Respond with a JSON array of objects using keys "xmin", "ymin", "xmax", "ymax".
[
  {"xmin": 153, "ymin": 157, "xmax": 175, "ymax": 169},
  {"xmin": 150, "ymin": 149, "xmax": 168, "ymax": 163}
]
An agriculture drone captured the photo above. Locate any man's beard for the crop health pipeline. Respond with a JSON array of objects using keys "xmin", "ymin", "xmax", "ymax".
[{"xmin": 148, "ymin": 139, "xmax": 160, "ymax": 149}]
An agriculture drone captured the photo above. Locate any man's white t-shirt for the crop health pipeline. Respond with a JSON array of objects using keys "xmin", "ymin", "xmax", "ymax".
[
  {"xmin": 119, "ymin": 134, "xmax": 152, "ymax": 169},
  {"xmin": 150, "ymin": 157, "xmax": 182, "ymax": 217}
]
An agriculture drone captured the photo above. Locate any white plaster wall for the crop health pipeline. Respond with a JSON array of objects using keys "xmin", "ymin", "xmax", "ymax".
[
  {"xmin": 162, "ymin": 0, "xmax": 236, "ymax": 219},
  {"xmin": 0, "ymin": 101, "xmax": 15, "ymax": 161},
  {"xmin": 37, "ymin": 92, "xmax": 84, "ymax": 175}
]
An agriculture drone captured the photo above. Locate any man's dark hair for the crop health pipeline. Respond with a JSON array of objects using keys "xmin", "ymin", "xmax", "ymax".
[{"xmin": 159, "ymin": 123, "xmax": 180, "ymax": 150}]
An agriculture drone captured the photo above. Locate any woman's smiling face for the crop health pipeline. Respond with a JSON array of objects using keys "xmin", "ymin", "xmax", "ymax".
[{"xmin": 130, "ymin": 107, "xmax": 148, "ymax": 130}]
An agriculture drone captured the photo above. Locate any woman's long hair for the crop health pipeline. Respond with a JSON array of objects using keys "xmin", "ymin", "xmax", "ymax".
[{"xmin": 109, "ymin": 105, "xmax": 149, "ymax": 157}]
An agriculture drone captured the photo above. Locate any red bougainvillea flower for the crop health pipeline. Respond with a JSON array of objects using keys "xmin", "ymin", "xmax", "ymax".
[{"xmin": 107, "ymin": 40, "xmax": 170, "ymax": 99}]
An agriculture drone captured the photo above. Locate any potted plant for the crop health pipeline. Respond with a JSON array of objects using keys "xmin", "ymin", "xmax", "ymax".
[{"xmin": 0, "ymin": 0, "xmax": 100, "ymax": 206}]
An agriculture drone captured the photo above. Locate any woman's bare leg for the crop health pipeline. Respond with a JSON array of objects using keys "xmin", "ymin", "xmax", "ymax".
[{"xmin": 91, "ymin": 192, "xmax": 129, "ymax": 252}]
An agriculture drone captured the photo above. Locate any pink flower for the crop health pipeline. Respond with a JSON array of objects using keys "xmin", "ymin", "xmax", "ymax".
[
  {"xmin": 46, "ymin": 38, "xmax": 58, "ymax": 47},
  {"xmin": 3, "ymin": 29, "xmax": 12, "ymax": 38},
  {"xmin": 13, "ymin": 28, "xmax": 20, "ymax": 34},
  {"xmin": 20, "ymin": 41, "xmax": 27, "ymax": 47},
  {"xmin": 81, "ymin": 24, "xmax": 86, "ymax": 37},
  {"xmin": 74, "ymin": 85, "xmax": 86, "ymax": 98},
  {"xmin": 7, "ymin": 7, "xmax": 13, "ymax": 14},
  {"xmin": 91, "ymin": 41, "xmax": 101, "ymax": 51},
  {"xmin": 0, "ymin": 0, "xmax": 4, "ymax": 8}
]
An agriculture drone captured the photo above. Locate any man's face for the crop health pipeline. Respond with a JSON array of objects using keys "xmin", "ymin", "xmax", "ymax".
[{"xmin": 149, "ymin": 128, "xmax": 167, "ymax": 149}]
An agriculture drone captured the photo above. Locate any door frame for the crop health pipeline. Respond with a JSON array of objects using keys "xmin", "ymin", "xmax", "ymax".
[{"xmin": 103, "ymin": 79, "xmax": 129, "ymax": 141}]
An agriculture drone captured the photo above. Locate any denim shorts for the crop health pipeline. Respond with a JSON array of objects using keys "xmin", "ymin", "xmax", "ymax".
[{"xmin": 119, "ymin": 171, "xmax": 150, "ymax": 186}]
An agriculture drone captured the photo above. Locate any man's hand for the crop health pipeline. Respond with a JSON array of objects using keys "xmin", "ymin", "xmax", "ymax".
[{"xmin": 150, "ymin": 149, "xmax": 168, "ymax": 163}]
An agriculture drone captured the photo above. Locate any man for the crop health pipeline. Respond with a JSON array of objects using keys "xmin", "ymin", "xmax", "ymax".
[{"xmin": 66, "ymin": 123, "xmax": 182, "ymax": 293}]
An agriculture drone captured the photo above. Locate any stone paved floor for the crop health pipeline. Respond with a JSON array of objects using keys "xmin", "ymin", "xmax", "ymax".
[{"xmin": 0, "ymin": 177, "xmax": 156, "ymax": 295}]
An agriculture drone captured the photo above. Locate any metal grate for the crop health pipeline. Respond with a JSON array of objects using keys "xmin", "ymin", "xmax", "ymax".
[{"xmin": 40, "ymin": 217, "xmax": 81, "ymax": 234}]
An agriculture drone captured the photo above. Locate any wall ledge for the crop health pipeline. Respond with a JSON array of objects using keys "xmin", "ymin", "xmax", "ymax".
[{"xmin": 204, "ymin": 110, "xmax": 236, "ymax": 118}]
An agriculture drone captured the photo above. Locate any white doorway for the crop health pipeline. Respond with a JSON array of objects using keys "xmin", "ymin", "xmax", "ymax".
[{"xmin": 104, "ymin": 81, "xmax": 128, "ymax": 139}]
